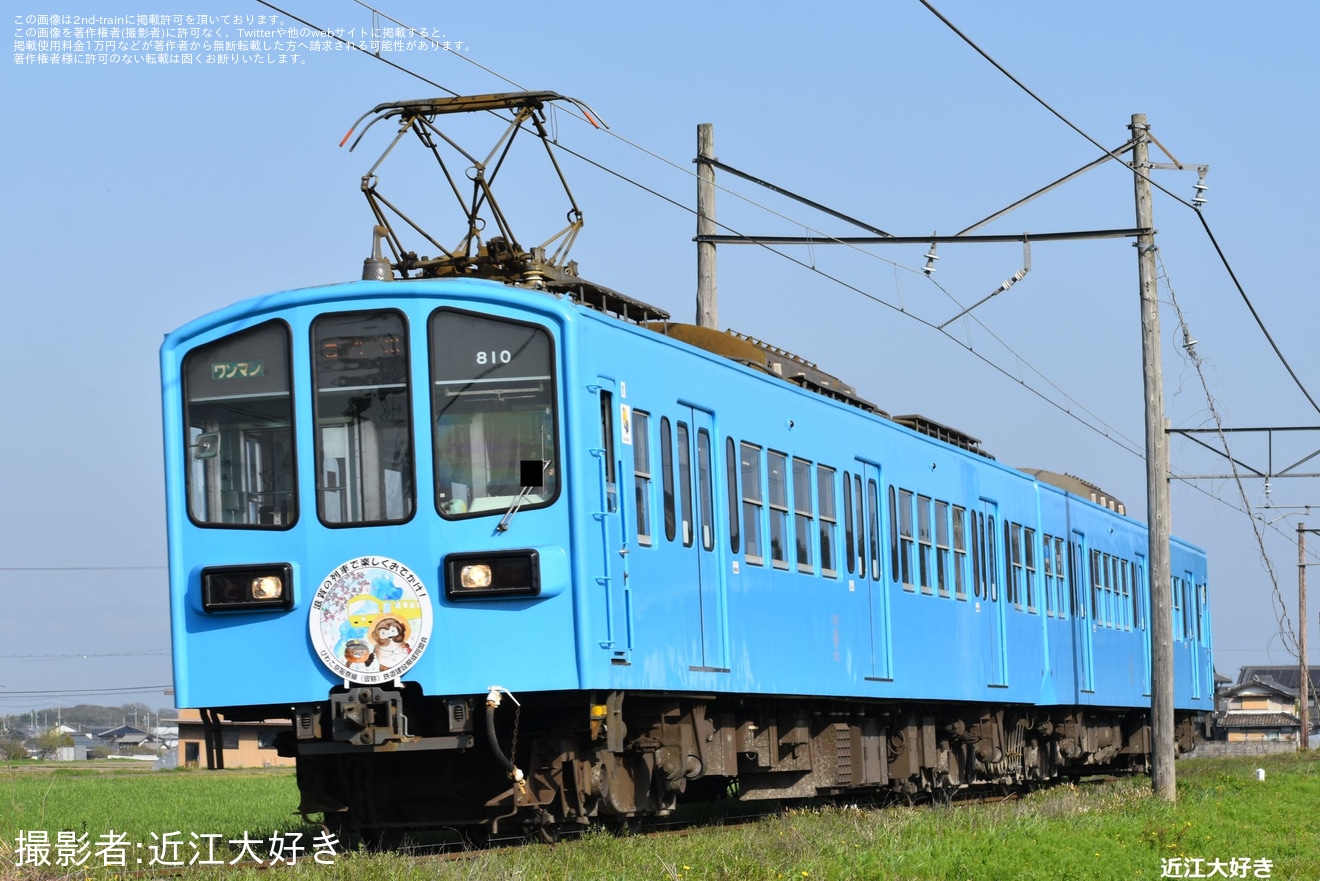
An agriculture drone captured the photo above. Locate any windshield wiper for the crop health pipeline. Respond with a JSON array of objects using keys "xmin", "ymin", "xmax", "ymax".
[{"xmin": 496, "ymin": 460, "xmax": 547, "ymax": 533}]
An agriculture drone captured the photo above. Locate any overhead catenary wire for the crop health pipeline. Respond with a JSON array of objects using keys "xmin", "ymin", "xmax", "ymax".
[
  {"xmin": 242, "ymin": 1, "xmax": 1314, "ymax": 669},
  {"xmin": 246, "ymin": 0, "xmax": 1288, "ymax": 527},
  {"xmin": 917, "ymin": 0, "xmax": 1320, "ymax": 418}
]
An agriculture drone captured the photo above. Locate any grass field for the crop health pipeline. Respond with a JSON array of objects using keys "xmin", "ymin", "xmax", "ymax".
[{"xmin": 3, "ymin": 751, "xmax": 1318, "ymax": 880}]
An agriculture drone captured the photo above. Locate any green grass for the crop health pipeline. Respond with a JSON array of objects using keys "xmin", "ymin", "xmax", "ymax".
[{"xmin": 3, "ymin": 752, "xmax": 1318, "ymax": 880}]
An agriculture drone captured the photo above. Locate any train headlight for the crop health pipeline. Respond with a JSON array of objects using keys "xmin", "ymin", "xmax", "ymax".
[
  {"xmin": 444, "ymin": 550, "xmax": 540, "ymax": 600},
  {"xmin": 201, "ymin": 564, "xmax": 294, "ymax": 612}
]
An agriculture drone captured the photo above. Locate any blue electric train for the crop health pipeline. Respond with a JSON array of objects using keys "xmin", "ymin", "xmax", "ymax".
[{"xmin": 160, "ymin": 92, "xmax": 1213, "ymax": 843}]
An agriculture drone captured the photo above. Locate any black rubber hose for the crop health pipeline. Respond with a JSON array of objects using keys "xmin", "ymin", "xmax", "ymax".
[{"xmin": 486, "ymin": 701, "xmax": 517, "ymax": 776}]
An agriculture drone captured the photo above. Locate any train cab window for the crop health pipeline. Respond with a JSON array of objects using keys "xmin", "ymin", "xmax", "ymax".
[
  {"xmin": 632, "ymin": 410, "xmax": 653, "ymax": 546},
  {"xmin": 314, "ymin": 311, "xmax": 414, "ymax": 526},
  {"xmin": 952, "ymin": 506, "xmax": 968, "ymax": 600},
  {"xmin": 740, "ymin": 442, "xmax": 763, "ymax": 563},
  {"xmin": 793, "ymin": 458, "xmax": 814, "ymax": 573},
  {"xmin": 917, "ymin": 495, "xmax": 933, "ymax": 594},
  {"xmin": 935, "ymin": 500, "xmax": 950, "ymax": 598},
  {"xmin": 817, "ymin": 465, "xmax": 837, "ymax": 578},
  {"xmin": 725, "ymin": 437, "xmax": 740, "ymax": 554},
  {"xmin": 429, "ymin": 310, "xmax": 557, "ymax": 520},
  {"xmin": 183, "ymin": 321, "xmax": 296, "ymax": 528},
  {"xmin": 767, "ymin": 451, "xmax": 790, "ymax": 569}
]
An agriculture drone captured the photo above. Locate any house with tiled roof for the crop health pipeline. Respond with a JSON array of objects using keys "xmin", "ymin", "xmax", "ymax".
[{"xmin": 1211, "ymin": 676, "xmax": 1300, "ymax": 743}]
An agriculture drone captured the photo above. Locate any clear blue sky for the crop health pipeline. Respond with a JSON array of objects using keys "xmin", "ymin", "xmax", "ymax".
[{"xmin": 4, "ymin": 0, "xmax": 1318, "ymax": 713}]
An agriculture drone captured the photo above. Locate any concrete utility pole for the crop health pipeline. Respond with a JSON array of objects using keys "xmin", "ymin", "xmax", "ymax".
[
  {"xmin": 1300, "ymin": 523, "xmax": 1310, "ymax": 750},
  {"xmin": 696, "ymin": 123, "xmax": 718, "ymax": 329},
  {"xmin": 1133, "ymin": 113, "xmax": 1175, "ymax": 802}
]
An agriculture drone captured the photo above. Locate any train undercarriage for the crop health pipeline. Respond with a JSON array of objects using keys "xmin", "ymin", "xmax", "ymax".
[{"xmin": 232, "ymin": 685, "xmax": 1199, "ymax": 843}]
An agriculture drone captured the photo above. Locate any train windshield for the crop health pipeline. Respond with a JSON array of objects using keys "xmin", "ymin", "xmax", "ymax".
[
  {"xmin": 429, "ymin": 310, "xmax": 557, "ymax": 518},
  {"xmin": 182, "ymin": 321, "xmax": 297, "ymax": 527},
  {"xmin": 313, "ymin": 310, "xmax": 415, "ymax": 525}
]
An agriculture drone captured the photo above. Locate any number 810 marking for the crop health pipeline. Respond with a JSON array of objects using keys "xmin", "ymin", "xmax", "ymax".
[{"xmin": 476, "ymin": 350, "xmax": 512, "ymax": 365}]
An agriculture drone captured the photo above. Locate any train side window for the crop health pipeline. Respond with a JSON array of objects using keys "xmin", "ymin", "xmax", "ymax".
[
  {"xmin": 740, "ymin": 442, "xmax": 763, "ymax": 564},
  {"xmin": 985, "ymin": 515, "xmax": 998, "ymax": 602},
  {"xmin": 1054, "ymin": 537, "xmax": 1068, "ymax": 619},
  {"xmin": 1118, "ymin": 558, "xmax": 1130, "ymax": 630},
  {"xmin": 632, "ymin": 410, "xmax": 653, "ymax": 546},
  {"xmin": 183, "ymin": 320, "xmax": 297, "ymax": 528},
  {"xmin": 843, "ymin": 473, "xmax": 855, "ymax": 575},
  {"xmin": 1196, "ymin": 581, "xmax": 1206, "ymax": 641},
  {"xmin": 696, "ymin": 428, "xmax": 715, "ymax": 551},
  {"xmin": 315, "ymin": 310, "xmax": 414, "ymax": 526},
  {"xmin": 725, "ymin": 437, "xmax": 740, "ymax": 554},
  {"xmin": 1188, "ymin": 575, "xmax": 1198, "ymax": 636},
  {"xmin": 1042, "ymin": 533, "xmax": 1055, "ymax": 616},
  {"xmin": 1090, "ymin": 550, "xmax": 1103, "ymax": 627},
  {"xmin": 677, "ymin": 421, "xmax": 694, "ymax": 547},
  {"xmin": 952, "ymin": 505, "xmax": 968, "ymax": 600},
  {"xmin": 854, "ymin": 474, "xmax": 866, "ymax": 577},
  {"xmin": 767, "ymin": 451, "xmax": 790, "ymax": 569},
  {"xmin": 793, "ymin": 457, "xmax": 814, "ymax": 574},
  {"xmin": 600, "ymin": 391, "xmax": 616, "ymax": 511},
  {"xmin": 818, "ymin": 465, "xmax": 837, "ymax": 578},
  {"xmin": 1023, "ymin": 527, "xmax": 1037, "ymax": 613},
  {"xmin": 971, "ymin": 511, "xmax": 983, "ymax": 599},
  {"xmin": 660, "ymin": 417, "xmax": 675, "ymax": 542},
  {"xmin": 1171, "ymin": 575, "xmax": 1182, "ymax": 640},
  {"xmin": 430, "ymin": 309, "xmax": 556, "ymax": 520},
  {"xmin": 935, "ymin": 500, "xmax": 950, "ymax": 598},
  {"xmin": 1005, "ymin": 522, "xmax": 1021, "ymax": 609},
  {"xmin": 867, "ymin": 478, "xmax": 881, "ymax": 582},
  {"xmin": 886, "ymin": 484, "xmax": 896, "ymax": 580},
  {"xmin": 897, "ymin": 489, "xmax": 914, "ymax": 589},
  {"xmin": 917, "ymin": 495, "xmax": 933, "ymax": 595}
]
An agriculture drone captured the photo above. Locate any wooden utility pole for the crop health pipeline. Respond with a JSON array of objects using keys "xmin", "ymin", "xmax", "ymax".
[
  {"xmin": 1301, "ymin": 523, "xmax": 1310, "ymax": 750},
  {"xmin": 1133, "ymin": 113, "xmax": 1175, "ymax": 802},
  {"xmin": 696, "ymin": 123, "xmax": 718, "ymax": 329}
]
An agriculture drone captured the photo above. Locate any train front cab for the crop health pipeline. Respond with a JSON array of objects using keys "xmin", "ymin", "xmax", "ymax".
[{"xmin": 163, "ymin": 282, "xmax": 605, "ymax": 831}]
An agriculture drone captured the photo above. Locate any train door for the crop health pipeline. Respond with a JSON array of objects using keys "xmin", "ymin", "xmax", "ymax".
[
  {"xmin": 677, "ymin": 405, "xmax": 727, "ymax": 671},
  {"xmin": 1071, "ymin": 529, "xmax": 1095, "ymax": 693},
  {"xmin": 1137, "ymin": 553, "xmax": 1151, "ymax": 696},
  {"xmin": 594, "ymin": 379, "xmax": 632, "ymax": 662},
  {"xmin": 1184, "ymin": 570, "xmax": 1201, "ymax": 700},
  {"xmin": 857, "ymin": 463, "xmax": 892, "ymax": 680},
  {"xmin": 980, "ymin": 499, "xmax": 1009, "ymax": 687}
]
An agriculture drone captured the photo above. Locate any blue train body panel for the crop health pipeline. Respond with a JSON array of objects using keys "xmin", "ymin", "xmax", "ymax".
[{"xmin": 162, "ymin": 277, "xmax": 1214, "ymax": 718}]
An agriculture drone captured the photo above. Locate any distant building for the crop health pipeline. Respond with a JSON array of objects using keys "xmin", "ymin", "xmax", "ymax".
[
  {"xmin": 175, "ymin": 709, "xmax": 294, "ymax": 769},
  {"xmin": 1211, "ymin": 676, "xmax": 1300, "ymax": 743}
]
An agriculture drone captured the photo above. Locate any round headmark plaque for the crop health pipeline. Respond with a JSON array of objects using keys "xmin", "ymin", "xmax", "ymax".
[{"xmin": 309, "ymin": 556, "xmax": 433, "ymax": 685}]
